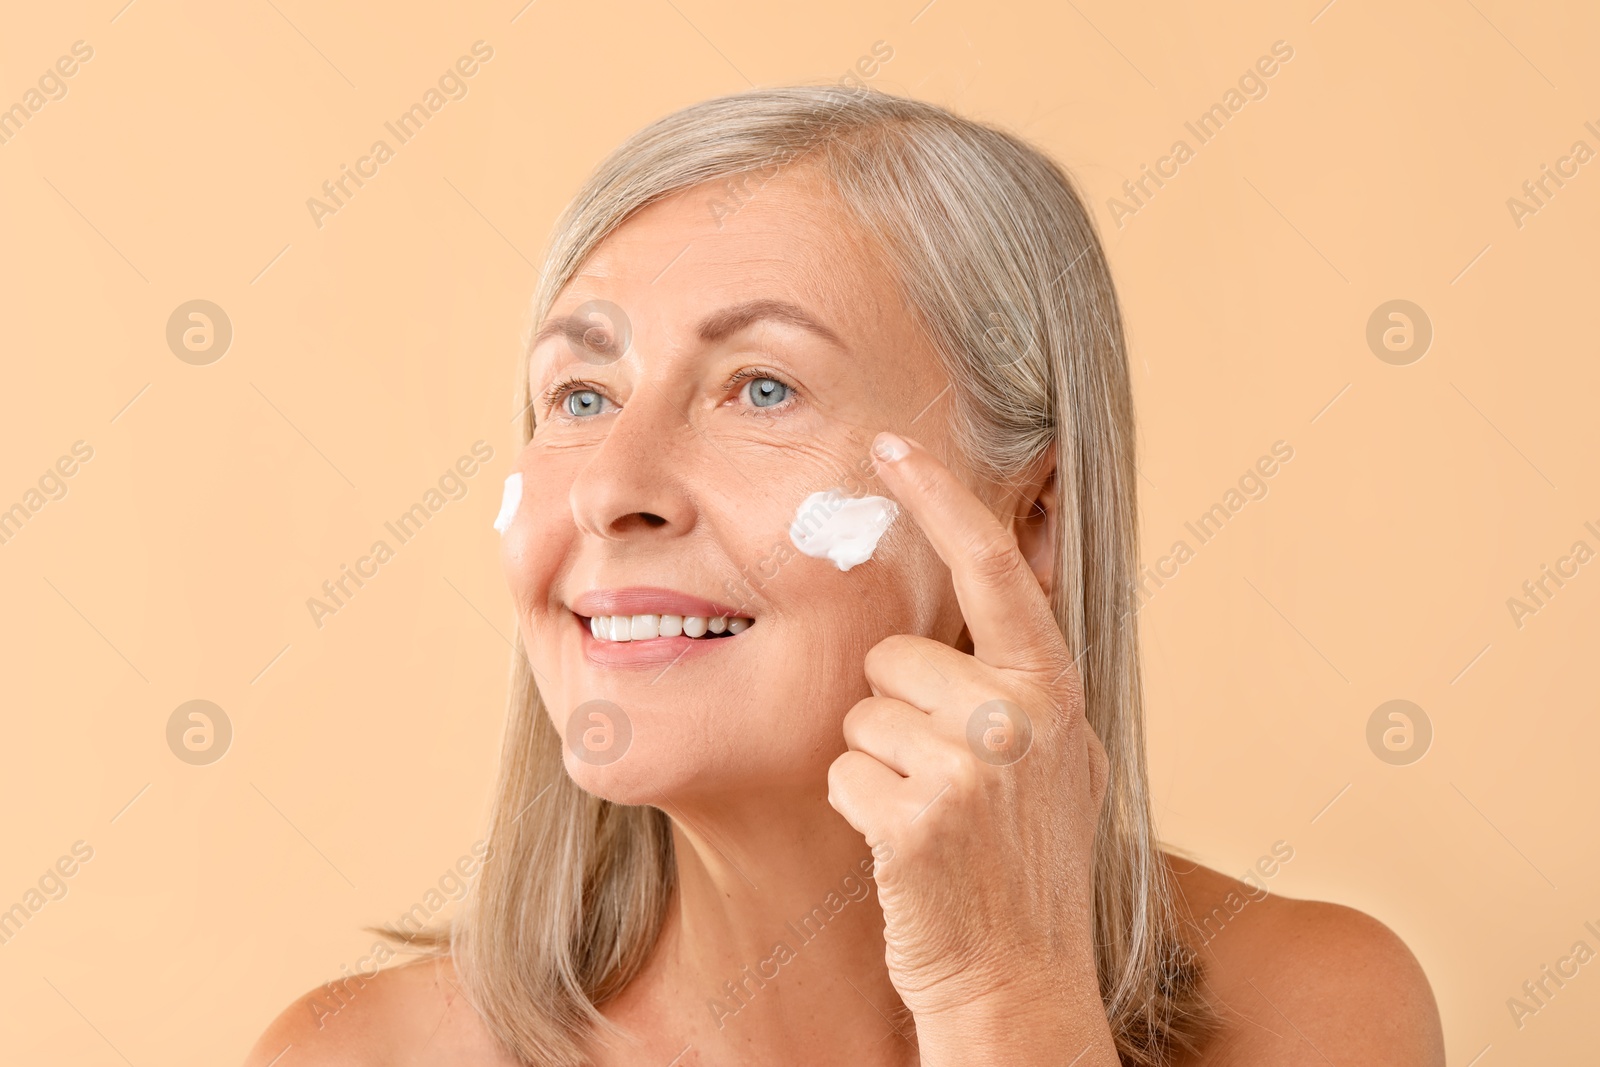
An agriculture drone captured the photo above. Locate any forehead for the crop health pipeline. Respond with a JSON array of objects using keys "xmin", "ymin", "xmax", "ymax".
[{"xmin": 552, "ymin": 166, "xmax": 916, "ymax": 355}]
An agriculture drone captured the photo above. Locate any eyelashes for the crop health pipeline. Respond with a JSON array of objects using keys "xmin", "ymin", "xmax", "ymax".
[
  {"xmin": 536, "ymin": 366, "xmax": 801, "ymax": 422},
  {"xmin": 723, "ymin": 367, "xmax": 796, "ymax": 412},
  {"xmin": 538, "ymin": 373, "xmax": 594, "ymax": 413}
]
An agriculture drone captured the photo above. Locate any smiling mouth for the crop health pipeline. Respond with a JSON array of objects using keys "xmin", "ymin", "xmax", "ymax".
[{"xmin": 577, "ymin": 612, "xmax": 756, "ymax": 643}]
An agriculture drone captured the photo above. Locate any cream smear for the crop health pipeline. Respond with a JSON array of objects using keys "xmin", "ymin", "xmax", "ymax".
[
  {"xmin": 788, "ymin": 489, "xmax": 898, "ymax": 571},
  {"xmin": 493, "ymin": 473, "xmax": 522, "ymax": 534}
]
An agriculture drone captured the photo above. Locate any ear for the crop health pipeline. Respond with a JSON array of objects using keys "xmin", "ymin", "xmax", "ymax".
[
  {"xmin": 1011, "ymin": 455, "xmax": 1058, "ymax": 602},
  {"xmin": 953, "ymin": 456, "xmax": 1056, "ymax": 656}
]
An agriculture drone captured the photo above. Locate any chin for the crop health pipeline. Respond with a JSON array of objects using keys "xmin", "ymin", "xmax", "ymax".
[
  {"xmin": 545, "ymin": 686, "xmax": 847, "ymax": 808},
  {"xmin": 558, "ymin": 753, "xmax": 673, "ymax": 807},
  {"xmin": 554, "ymin": 738, "xmax": 761, "ymax": 809}
]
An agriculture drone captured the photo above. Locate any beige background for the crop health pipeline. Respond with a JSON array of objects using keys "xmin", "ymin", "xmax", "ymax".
[{"xmin": 1, "ymin": 0, "xmax": 1595, "ymax": 1063}]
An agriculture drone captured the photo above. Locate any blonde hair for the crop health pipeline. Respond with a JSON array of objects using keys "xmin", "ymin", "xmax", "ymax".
[{"xmin": 394, "ymin": 84, "xmax": 1217, "ymax": 1065}]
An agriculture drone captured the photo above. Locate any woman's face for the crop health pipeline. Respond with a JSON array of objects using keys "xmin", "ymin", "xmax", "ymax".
[{"xmin": 502, "ymin": 166, "xmax": 985, "ymax": 805}]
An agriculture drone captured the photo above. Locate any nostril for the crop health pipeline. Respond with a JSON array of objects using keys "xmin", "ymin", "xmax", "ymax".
[{"xmin": 603, "ymin": 511, "xmax": 673, "ymax": 536}]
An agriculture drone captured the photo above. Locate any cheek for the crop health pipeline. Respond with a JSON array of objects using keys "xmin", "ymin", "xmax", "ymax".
[
  {"xmin": 499, "ymin": 464, "xmax": 572, "ymax": 616},
  {"xmin": 714, "ymin": 468, "xmax": 956, "ymax": 644},
  {"xmin": 740, "ymin": 538, "xmax": 956, "ymax": 782},
  {"xmin": 498, "ymin": 523, "xmax": 539, "ymax": 612},
  {"xmin": 842, "ymin": 530, "xmax": 957, "ymax": 641},
  {"xmin": 768, "ymin": 526, "xmax": 956, "ymax": 683}
]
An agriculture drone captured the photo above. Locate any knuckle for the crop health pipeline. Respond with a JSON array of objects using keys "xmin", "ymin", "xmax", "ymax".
[
  {"xmin": 828, "ymin": 748, "xmax": 869, "ymax": 794},
  {"xmin": 864, "ymin": 633, "xmax": 924, "ymax": 680},
  {"xmin": 929, "ymin": 737, "xmax": 970, "ymax": 782},
  {"xmin": 1084, "ymin": 727, "xmax": 1108, "ymax": 771},
  {"xmin": 871, "ymin": 632, "xmax": 920, "ymax": 662},
  {"xmin": 1048, "ymin": 657, "xmax": 1086, "ymax": 711},
  {"xmin": 841, "ymin": 695, "xmax": 889, "ymax": 738},
  {"xmin": 899, "ymin": 455, "xmax": 942, "ymax": 499},
  {"xmin": 825, "ymin": 755, "xmax": 847, "ymax": 796},
  {"xmin": 963, "ymin": 528, "xmax": 1023, "ymax": 587},
  {"xmin": 944, "ymin": 756, "xmax": 982, "ymax": 800},
  {"xmin": 1090, "ymin": 732, "xmax": 1111, "ymax": 792},
  {"xmin": 890, "ymin": 825, "xmax": 935, "ymax": 864}
]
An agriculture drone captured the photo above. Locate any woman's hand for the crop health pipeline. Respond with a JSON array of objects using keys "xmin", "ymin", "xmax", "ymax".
[{"xmin": 826, "ymin": 431, "xmax": 1118, "ymax": 1065}]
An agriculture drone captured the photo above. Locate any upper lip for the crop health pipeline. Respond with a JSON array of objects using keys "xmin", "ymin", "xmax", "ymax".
[{"xmin": 569, "ymin": 586, "xmax": 753, "ymax": 620}]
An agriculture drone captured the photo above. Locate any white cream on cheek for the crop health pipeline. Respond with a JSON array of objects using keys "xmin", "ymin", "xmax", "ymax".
[
  {"xmin": 493, "ymin": 472, "xmax": 523, "ymax": 533},
  {"xmin": 788, "ymin": 488, "xmax": 898, "ymax": 571}
]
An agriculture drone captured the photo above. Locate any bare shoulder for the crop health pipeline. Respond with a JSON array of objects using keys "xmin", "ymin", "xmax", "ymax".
[
  {"xmin": 1163, "ymin": 850, "xmax": 1445, "ymax": 1067},
  {"xmin": 242, "ymin": 953, "xmax": 518, "ymax": 1067}
]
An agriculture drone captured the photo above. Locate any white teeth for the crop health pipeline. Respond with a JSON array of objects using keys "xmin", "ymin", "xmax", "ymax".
[{"xmin": 584, "ymin": 613, "xmax": 752, "ymax": 642}]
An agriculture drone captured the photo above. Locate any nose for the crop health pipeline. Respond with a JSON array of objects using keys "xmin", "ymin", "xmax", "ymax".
[{"xmin": 568, "ymin": 395, "xmax": 697, "ymax": 541}]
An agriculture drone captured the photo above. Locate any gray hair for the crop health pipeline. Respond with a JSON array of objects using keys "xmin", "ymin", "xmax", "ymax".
[{"xmin": 398, "ymin": 83, "xmax": 1217, "ymax": 1066}]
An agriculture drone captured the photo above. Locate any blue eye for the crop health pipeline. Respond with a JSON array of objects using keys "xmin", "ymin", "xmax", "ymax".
[
  {"xmin": 746, "ymin": 377, "xmax": 789, "ymax": 408},
  {"xmin": 565, "ymin": 389, "xmax": 605, "ymax": 417}
]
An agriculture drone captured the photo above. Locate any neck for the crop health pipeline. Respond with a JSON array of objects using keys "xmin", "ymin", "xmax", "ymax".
[{"xmin": 609, "ymin": 781, "xmax": 917, "ymax": 1066}]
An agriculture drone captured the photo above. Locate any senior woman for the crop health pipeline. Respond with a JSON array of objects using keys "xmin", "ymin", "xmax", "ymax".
[{"xmin": 248, "ymin": 85, "xmax": 1444, "ymax": 1066}]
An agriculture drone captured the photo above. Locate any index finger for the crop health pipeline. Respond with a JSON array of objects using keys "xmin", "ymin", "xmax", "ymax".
[{"xmin": 870, "ymin": 430, "xmax": 1063, "ymax": 672}]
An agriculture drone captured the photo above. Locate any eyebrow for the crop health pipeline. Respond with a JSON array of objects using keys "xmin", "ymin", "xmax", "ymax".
[
  {"xmin": 530, "ymin": 298, "xmax": 849, "ymax": 357},
  {"xmin": 695, "ymin": 298, "xmax": 848, "ymax": 350}
]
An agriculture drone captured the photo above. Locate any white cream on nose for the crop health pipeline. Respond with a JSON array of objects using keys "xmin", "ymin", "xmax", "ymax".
[
  {"xmin": 493, "ymin": 472, "xmax": 523, "ymax": 533},
  {"xmin": 788, "ymin": 489, "xmax": 898, "ymax": 571}
]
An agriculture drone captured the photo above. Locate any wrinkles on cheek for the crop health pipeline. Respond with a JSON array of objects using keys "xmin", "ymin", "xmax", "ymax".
[{"xmin": 528, "ymin": 430, "xmax": 609, "ymax": 455}]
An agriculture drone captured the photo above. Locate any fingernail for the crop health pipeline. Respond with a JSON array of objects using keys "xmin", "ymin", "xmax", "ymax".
[{"xmin": 872, "ymin": 432, "xmax": 909, "ymax": 463}]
